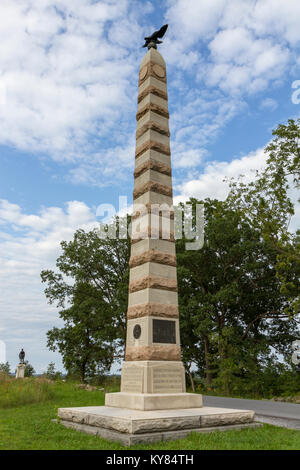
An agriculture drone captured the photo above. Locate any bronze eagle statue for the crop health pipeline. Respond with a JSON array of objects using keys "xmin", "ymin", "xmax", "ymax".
[{"xmin": 143, "ymin": 24, "xmax": 168, "ymax": 50}]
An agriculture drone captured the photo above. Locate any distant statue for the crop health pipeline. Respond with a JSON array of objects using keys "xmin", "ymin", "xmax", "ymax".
[
  {"xmin": 19, "ymin": 348, "xmax": 25, "ymax": 364},
  {"xmin": 143, "ymin": 24, "xmax": 168, "ymax": 50}
]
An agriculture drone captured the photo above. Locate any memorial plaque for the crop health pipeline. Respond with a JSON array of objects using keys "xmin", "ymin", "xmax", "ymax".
[{"xmin": 153, "ymin": 319, "xmax": 176, "ymax": 344}]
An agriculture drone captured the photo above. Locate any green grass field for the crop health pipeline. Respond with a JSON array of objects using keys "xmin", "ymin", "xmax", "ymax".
[{"xmin": 0, "ymin": 378, "xmax": 299, "ymax": 450}]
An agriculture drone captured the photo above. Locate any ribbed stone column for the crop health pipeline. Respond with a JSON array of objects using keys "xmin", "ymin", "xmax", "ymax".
[
  {"xmin": 121, "ymin": 47, "xmax": 185, "ymax": 395},
  {"xmin": 105, "ymin": 48, "xmax": 202, "ymax": 409},
  {"xmin": 127, "ymin": 47, "xmax": 180, "ymax": 360}
]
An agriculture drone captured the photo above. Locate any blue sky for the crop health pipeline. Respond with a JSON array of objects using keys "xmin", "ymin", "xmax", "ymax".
[{"xmin": 0, "ymin": 0, "xmax": 300, "ymax": 374}]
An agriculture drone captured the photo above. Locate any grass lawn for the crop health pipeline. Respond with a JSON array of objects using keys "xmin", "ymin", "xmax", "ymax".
[{"xmin": 0, "ymin": 379, "xmax": 299, "ymax": 450}]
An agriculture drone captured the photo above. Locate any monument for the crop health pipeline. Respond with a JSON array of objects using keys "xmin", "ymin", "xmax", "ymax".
[
  {"xmin": 16, "ymin": 348, "xmax": 26, "ymax": 379},
  {"xmin": 57, "ymin": 25, "xmax": 258, "ymax": 444},
  {"xmin": 105, "ymin": 23, "xmax": 201, "ymax": 411}
]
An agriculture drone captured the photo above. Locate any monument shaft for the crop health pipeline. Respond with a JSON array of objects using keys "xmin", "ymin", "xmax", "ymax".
[{"xmin": 120, "ymin": 48, "xmax": 186, "ymax": 395}]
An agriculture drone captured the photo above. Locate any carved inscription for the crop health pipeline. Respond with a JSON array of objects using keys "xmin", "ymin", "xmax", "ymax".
[
  {"xmin": 153, "ymin": 367, "xmax": 183, "ymax": 393},
  {"xmin": 121, "ymin": 367, "xmax": 143, "ymax": 393},
  {"xmin": 153, "ymin": 319, "xmax": 176, "ymax": 344}
]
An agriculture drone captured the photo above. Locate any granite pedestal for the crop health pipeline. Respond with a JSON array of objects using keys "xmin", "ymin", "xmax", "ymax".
[
  {"xmin": 16, "ymin": 363, "xmax": 25, "ymax": 378},
  {"xmin": 58, "ymin": 405, "xmax": 259, "ymax": 445}
]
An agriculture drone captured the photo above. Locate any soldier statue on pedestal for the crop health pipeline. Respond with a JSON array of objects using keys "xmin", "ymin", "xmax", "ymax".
[{"xmin": 18, "ymin": 348, "xmax": 25, "ymax": 364}]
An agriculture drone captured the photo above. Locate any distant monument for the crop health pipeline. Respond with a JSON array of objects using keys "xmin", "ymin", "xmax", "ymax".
[
  {"xmin": 58, "ymin": 25, "xmax": 257, "ymax": 444},
  {"xmin": 19, "ymin": 348, "xmax": 25, "ymax": 364},
  {"xmin": 16, "ymin": 348, "xmax": 26, "ymax": 378}
]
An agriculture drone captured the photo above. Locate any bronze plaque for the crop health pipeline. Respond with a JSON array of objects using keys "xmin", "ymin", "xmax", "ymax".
[{"xmin": 153, "ymin": 319, "xmax": 176, "ymax": 344}]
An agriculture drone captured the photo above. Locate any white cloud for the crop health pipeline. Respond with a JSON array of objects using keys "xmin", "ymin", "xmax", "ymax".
[
  {"xmin": 208, "ymin": 29, "xmax": 290, "ymax": 94},
  {"xmin": 260, "ymin": 98, "xmax": 278, "ymax": 111},
  {"xmin": 0, "ymin": 0, "xmax": 142, "ymax": 173},
  {"xmin": 209, "ymin": 27, "xmax": 255, "ymax": 63},
  {"xmin": 172, "ymin": 148, "xmax": 207, "ymax": 169},
  {"xmin": 159, "ymin": 0, "xmax": 300, "ymax": 183},
  {"xmin": 174, "ymin": 147, "xmax": 267, "ymax": 202},
  {"xmin": 0, "ymin": 199, "xmax": 98, "ymax": 372},
  {"xmin": 67, "ymin": 141, "xmax": 136, "ymax": 186},
  {"xmin": 166, "ymin": 0, "xmax": 227, "ymax": 45},
  {"xmin": 0, "ymin": 0, "xmax": 299, "ymax": 186},
  {"xmin": 169, "ymin": 90, "xmax": 246, "ymax": 171},
  {"xmin": 252, "ymin": 0, "xmax": 300, "ymax": 45},
  {"xmin": 165, "ymin": 0, "xmax": 298, "ymax": 96},
  {"xmin": 174, "ymin": 147, "xmax": 300, "ymax": 234}
]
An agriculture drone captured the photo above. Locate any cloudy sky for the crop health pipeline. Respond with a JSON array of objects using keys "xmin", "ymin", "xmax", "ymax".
[{"xmin": 0, "ymin": 0, "xmax": 300, "ymax": 373}]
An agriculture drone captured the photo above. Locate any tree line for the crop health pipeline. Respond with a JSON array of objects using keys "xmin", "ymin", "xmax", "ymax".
[
  {"xmin": 0, "ymin": 361, "xmax": 35, "ymax": 377},
  {"xmin": 41, "ymin": 119, "xmax": 300, "ymax": 396}
]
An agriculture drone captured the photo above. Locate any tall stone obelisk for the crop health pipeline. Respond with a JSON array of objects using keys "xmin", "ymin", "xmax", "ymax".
[
  {"xmin": 58, "ymin": 32, "xmax": 256, "ymax": 442},
  {"xmin": 105, "ymin": 45, "xmax": 202, "ymax": 410}
]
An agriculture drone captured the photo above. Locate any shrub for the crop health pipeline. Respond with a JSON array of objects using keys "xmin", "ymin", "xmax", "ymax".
[{"xmin": 0, "ymin": 375, "xmax": 55, "ymax": 408}]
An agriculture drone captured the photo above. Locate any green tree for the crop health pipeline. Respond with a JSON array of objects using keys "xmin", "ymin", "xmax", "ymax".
[
  {"xmin": 227, "ymin": 118, "xmax": 300, "ymax": 317},
  {"xmin": 41, "ymin": 226, "xmax": 130, "ymax": 383},
  {"xmin": 24, "ymin": 361, "xmax": 35, "ymax": 377},
  {"xmin": 46, "ymin": 362, "xmax": 56, "ymax": 380},
  {"xmin": 0, "ymin": 362, "xmax": 10, "ymax": 375},
  {"xmin": 40, "ymin": 118, "xmax": 300, "ymax": 394},
  {"xmin": 177, "ymin": 197, "xmax": 299, "ymax": 396}
]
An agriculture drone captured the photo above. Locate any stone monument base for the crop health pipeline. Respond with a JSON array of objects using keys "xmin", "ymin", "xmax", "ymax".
[
  {"xmin": 16, "ymin": 363, "xmax": 25, "ymax": 379},
  {"xmin": 57, "ymin": 406, "xmax": 259, "ymax": 445},
  {"xmin": 105, "ymin": 392, "xmax": 203, "ymax": 410}
]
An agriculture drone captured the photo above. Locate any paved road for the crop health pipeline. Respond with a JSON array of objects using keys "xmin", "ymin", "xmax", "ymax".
[{"xmin": 203, "ymin": 395, "xmax": 300, "ymax": 429}]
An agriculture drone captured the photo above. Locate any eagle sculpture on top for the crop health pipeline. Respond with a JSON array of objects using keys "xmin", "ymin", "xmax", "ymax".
[{"xmin": 143, "ymin": 24, "xmax": 168, "ymax": 50}]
